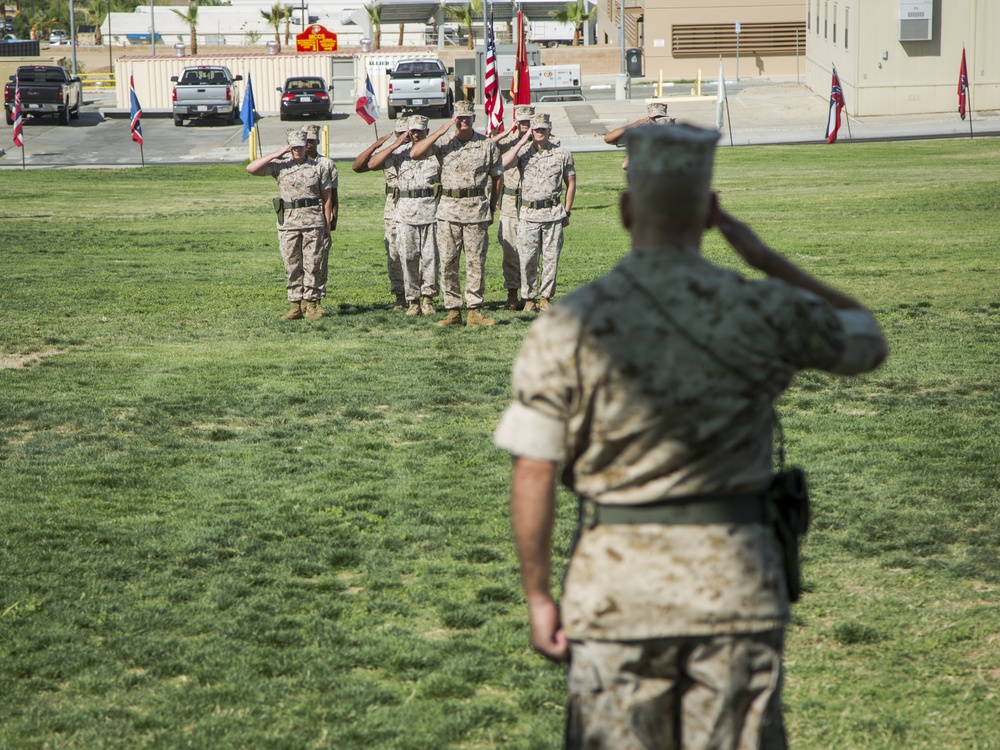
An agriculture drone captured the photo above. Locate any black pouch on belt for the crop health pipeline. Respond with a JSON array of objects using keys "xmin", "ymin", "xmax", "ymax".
[
  {"xmin": 272, "ymin": 197, "xmax": 285, "ymax": 225},
  {"xmin": 766, "ymin": 468, "xmax": 810, "ymax": 603}
]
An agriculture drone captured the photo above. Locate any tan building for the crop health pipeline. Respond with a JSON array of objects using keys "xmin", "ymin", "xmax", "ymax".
[
  {"xmin": 594, "ymin": 0, "xmax": 807, "ymax": 80},
  {"xmin": 806, "ymin": 0, "xmax": 999, "ymax": 116}
]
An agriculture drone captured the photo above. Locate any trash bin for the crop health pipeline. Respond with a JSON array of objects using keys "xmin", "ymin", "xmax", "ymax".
[
  {"xmin": 266, "ymin": 40, "xmax": 279, "ymax": 55},
  {"xmin": 626, "ymin": 47, "xmax": 643, "ymax": 78},
  {"xmin": 173, "ymin": 42, "xmax": 185, "ymax": 56},
  {"xmin": 360, "ymin": 38, "xmax": 372, "ymax": 53}
]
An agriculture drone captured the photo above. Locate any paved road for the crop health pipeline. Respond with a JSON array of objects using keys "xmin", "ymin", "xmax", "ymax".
[{"xmin": 2, "ymin": 77, "xmax": 997, "ymax": 169}]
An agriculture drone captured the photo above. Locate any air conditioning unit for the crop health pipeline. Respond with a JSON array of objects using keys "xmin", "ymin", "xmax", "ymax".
[{"xmin": 899, "ymin": 0, "xmax": 933, "ymax": 42}]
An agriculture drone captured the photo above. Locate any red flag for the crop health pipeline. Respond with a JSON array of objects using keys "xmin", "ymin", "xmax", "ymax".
[
  {"xmin": 484, "ymin": 10, "xmax": 504, "ymax": 133},
  {"xmin": 12, "ymin": 79, "xmax": 23, "ymax": 148},
  {"xmin": 510, "ymin": 9, "xmax": 531, "ymax": 107},
  {"xmin": 825, "ymin": 68, "xmax": 845, "ymax": 144},
  {"xmin": 958, "ymin": 48, "xmax": 969, "ymax": 120}
]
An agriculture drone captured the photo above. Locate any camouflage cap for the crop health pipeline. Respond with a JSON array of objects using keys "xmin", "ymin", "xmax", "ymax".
[
  {"xmin": 408, "ymin": 114, "xmax": 429, "ymax": 131},
  {"xmin": 647, "ymin": 102, "xmax": 669, "ymax": 120},
  {"xmin": 530, "ymin": 113, "xmax": 551, "ymax": 130},
  {"xmin": 301, "ymin": 124, "xmax": 320, "ymax": 141},
  {"xmin": 394, "ymin": 116, "xmax": 410, "ymax": 133},
  {"xmin": 454, "ymin": 100, "xmax": 476, "ymax": 117},
  {"xmin": 286, "ymin": 129, "xmax": 308, "ymax": 147},
  {"xmin": 514, "ymin": 105, "xmax": 534, "ymax": 121},
  {"xmin": 624, "ymin": 123, "xmax": 719, "ymax": 188}
]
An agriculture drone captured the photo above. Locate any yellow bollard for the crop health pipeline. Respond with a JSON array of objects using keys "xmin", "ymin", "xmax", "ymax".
[
  {"xmin": 657, "ymin": 70, "xmax": 663, "ymax": 98},
  {"xmin": 322, "ymin": 125, "xmax": 329, "ymax": 158},
  {"xmin": 249, "ymin": 126, "xmax": 258, "ymax": 161}
]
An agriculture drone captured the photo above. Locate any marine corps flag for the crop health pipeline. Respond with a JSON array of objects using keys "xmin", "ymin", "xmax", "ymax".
[{"xmin": 510, "ymin": 7, "xmax": 531, "ymax": 108}]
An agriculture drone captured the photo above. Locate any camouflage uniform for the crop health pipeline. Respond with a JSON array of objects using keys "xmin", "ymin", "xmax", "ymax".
[
  {"xmin": 384, "ymin": 130, "xmax": 441, "ymax": 303},
  {"xmin": 427, "ymin": 128, "xmax": 503, "ymax": 311},
  {"xmin": 515, "ymin": 121, "xmax": 575, "ymax": 303},
  {"xmin": 302, "ymin": 124, "xmax": 338, "ymax": 300},
  {"xmin": 495, "ymin": 116, "xmax": 529, "ymax": 295},
  {"xmin": 381, "ymin": 120, "xmax": 410, "ymax": 301},
  {"xmin": 495, "ymin": 125, "xmax": 887, "ymax": 749},
  {"xmin": 260, "ymin": 142, "xmax": 333, "ymax": 303}
]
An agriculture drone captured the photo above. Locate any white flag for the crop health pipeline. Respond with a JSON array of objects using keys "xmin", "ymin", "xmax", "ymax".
[{"xmin": 716, "ymin": 58, "xmax": 728, "ymax": 130}]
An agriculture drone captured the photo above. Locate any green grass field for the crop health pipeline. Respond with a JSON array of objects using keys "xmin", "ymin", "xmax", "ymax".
[{"xmin": 1, "ymin": 140, "xmax": 999, "ymax": 749}]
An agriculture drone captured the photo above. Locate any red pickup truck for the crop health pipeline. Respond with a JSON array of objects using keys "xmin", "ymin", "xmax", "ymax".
[{"xmin": 4, "ymin": 64, "xmax": 83, "ymax": 125}]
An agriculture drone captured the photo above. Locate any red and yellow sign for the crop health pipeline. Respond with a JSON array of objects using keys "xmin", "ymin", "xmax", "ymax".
[{"xmin": 296, "ymin": 24, "xmax": 338, "ymax": 52}]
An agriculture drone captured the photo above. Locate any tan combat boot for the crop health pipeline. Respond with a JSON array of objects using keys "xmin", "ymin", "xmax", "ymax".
[
  {"xmin": 392, "ymin": 293, "xmax": 406, "ymax": 311},
  {"xmin": 406, "ymin": 300, "xmax": 420, "ymax": 316},
  {"xmin": 538, "ymin": 297, "xmax": 551, "ymax": 312},
  {"xmin": 420, "ymin": 296, "xmax": 435, "ymax": 316},
  {"xmin": 521, "ymin": 299, "xmax": 538, "ymax": 313},
  {"xmin": 504, "ymin": 289, "xmax": 520, "ymax": 311},
  {"xmin": 281, "ymin": 300, "xmax": 304, "ymax": 320},
  {"xmin": 304, "ymin": 300, "xmax": 324, "ymax": 320},
  {"xmin": 466, "ymin": 308, "xmax": 496, "ymax": 326},
  {"xmin": 437, "ymin": 308, "xmax": 464, "ymax": 327}
]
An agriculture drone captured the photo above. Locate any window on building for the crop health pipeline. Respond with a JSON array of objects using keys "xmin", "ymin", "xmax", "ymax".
[
  {"xmin": 845, "ymin": 8, "xmax": 849, "ymax": 48},
  {"xmin": 816, "ymin": 1, "xmax": 821, "ymax": 34},
  {"xmin": 833, "ymin": 4, "xmax": 837, "ymax": 43},
  {"xmin": 824, "ymin": 2, "xmax": 828, "ymax": 39},
  {"xmin": 808, "ymin": 6, "xmax": 811, "ymax": 32}
]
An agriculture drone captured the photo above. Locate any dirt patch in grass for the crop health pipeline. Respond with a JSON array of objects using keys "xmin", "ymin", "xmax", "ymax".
[{"xmin": 0, "ymin": 349, "xmax": 62, "ymax": 370}]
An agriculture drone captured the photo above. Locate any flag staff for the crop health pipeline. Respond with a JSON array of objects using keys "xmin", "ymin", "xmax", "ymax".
[{"xmin": 834, "ymin": 62, "xmax": 853, "ymax": 141}]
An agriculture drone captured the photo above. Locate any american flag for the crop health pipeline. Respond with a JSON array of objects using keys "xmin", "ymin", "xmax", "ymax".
[
  {"xmin": 825, "ymin": 68, "xmax": 845, "ymax": 144},
  {"xmin": 129, "ymin": 75, "xmax": 144, "ymax": 146},
  {"xmin": 958, "ymin": 48, "xmax": 969, "ymax": 120},
  {"xmin": 12, "ymin": 79, "xmax": 23, "ymax": 148},
  {"xmin": 484, "ymin": 9, "xmax": 504, "ymax": 133}
]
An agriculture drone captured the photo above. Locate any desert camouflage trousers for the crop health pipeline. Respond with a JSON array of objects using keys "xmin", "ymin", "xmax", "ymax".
[
  {"xmin": 565, "ymin": 630, "xmax": 787, "ymax": 750},
  {"xmin": 396, "ymin": 222, "xmax": 440, "ymax": 301},
  {"xmin": 497, "ymin": 215, "xmax": 522, "ymax": 291},
  {"xmin": 518, "ymin": 219, "xmax": 563, "ymax": 301},
  {"xmin": 438, "ymin": 219, "xmax": 489, "ymax": 310},
  {"xmin": 385, "ymin": 218, "xmax": 404, "ymax": 297},
  {"xmin": 279, "ymin": 226, "xmax": 328, "ymax": 302}
]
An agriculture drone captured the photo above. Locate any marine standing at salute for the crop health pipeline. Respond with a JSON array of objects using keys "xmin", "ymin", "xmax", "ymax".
[
  {"xmin": 501, "ymin": 113, "xmax": 576, "ymax": 312},
  {"xmin": 246, "ymin": 129, "xmax": 334, "ymax": 320},
  {"xmin": 492, "ymin": 105, "xmax": 535, "ymax": 310},
  {"xmin": 496, "ymin": 124, "xmax": 887, "ymax": 749},
  {"xmin": 353, "ymin": 119, "xmax": 409, "ymax": 310},
  {"xmin": 302, "ymin": 124, "xmax": 340, "ymax": 296},
  {"xmin": 410, "ymin": 100, "xmax": 504, "ymax": 327},
  {"xmin": 604, "ymin": 101, "xmax": 675, "ymax": 170},
  {"xmin": 367, "ymin": 115, "xmax": 441, "ymax": 317}
]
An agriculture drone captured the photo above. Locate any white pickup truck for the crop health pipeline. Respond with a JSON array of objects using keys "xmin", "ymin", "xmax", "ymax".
[
  {"xmin": 386, "ymin": 59, "xmax": 453, "ymax": 120},
  {"xmin": 170, "ymin": 65, "xmax": 243, "ymax": 127}
]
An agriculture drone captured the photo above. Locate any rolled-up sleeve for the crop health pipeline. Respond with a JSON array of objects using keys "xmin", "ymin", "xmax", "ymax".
[
  {"xmin": 829, "ymin": 308, "xmax": 886, "ymax": 375},
  {"xmin": 493, "ymin": 402, "xmax": 566, "ymax": 461}
]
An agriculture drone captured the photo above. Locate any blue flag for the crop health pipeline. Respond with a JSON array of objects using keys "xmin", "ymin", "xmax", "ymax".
[
  {"xmin": 240, "ymin": 73, "xmax": 257, "ymax": 142},
  {"xmin": 129, "ymin": 75, "xmax": 143, "ymax": 146}
]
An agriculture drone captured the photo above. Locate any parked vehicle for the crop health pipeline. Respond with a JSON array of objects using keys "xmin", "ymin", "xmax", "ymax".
[
  {"xmin": 48, "ymin": 29, "xmax": 68, "ymax": 45},
  {"xmin": 387, "ymin": 59, "xmax": 453, "ymax": 120},
  {"xmin": 277, "ymin": 76, "xmax": 332, "ymax": 121},
  {"xmin": 170, "ymin": 65, "xmax": 242, "ymax": 127},
  {"xmin": 4, "ymin": 65, "xmax": 82, "ymax": 125}
]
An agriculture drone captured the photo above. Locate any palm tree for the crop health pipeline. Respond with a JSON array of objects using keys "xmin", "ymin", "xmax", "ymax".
[
  {"xmin": 171, "ymin": 2, "xmax": 200, "ymax": 55},
  {"xmin": 549, "ymin": 0, "xmax": 596, "ymax": 46},
  {"xmin": 445, "ymin": 0, "xmax": 482, "ymax": 51},
  {"xmin": 259, "ymin": 3, "xmax": 287, "ymax": 52},
  {"xmin": 364, "ymin": 2, "xmax": 381, "ymax": 50},
  {"xmin": 397, "ymin": 23, "xmax": 404, "ymax": 47}
]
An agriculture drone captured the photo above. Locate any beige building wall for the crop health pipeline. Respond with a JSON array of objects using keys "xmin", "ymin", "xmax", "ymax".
[
  {"xmin": 641, "ymin": 0, "xmax": 807, "ymax": 80},
  {"xmin": 806, "ymin": 0, "xmax": 999, "ymax": 116}
]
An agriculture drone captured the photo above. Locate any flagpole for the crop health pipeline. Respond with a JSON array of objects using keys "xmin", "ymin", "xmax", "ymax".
[
  {"xmin": 725, "ymin": 99, "xmax": 733, "ymax": 147},
  {"xmin": 834, "ymin": 62, "xmax": 853, "ymax": 142},
  {"xmin": 20, "ymin": 145, "xmax": 25, "ymax": 170},
  {"xmin": 139, "ymin": 142, "xmax": 145, "ymax": 167}
]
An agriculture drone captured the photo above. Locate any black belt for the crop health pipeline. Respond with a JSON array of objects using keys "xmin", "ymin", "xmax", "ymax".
[
  {"xmin": 579, "ymin": 493, "xmax": 769, "ymax": 529},
  {"xmin": 397, "ymin": 188, "xmax": 436, "ymax": 198},
  {"xmin": 503, "ymin": 187, "xmax": 520, "ymax": 196},
  {"xmin": 442, "ymin": 188, "xmax": 486, "ymax": 199},
  {"xmin": 524, "ymin": 198, "xmax": 560, "ymax": 210},
  {"xmin": 286, "ymin": 198, "xmax": 321, "ymax": 209}
]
